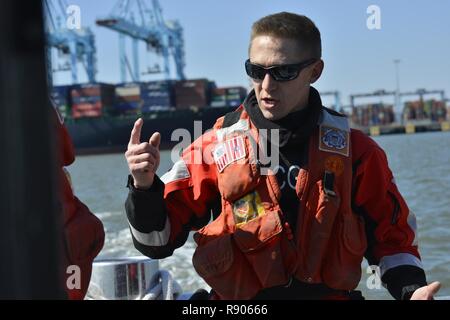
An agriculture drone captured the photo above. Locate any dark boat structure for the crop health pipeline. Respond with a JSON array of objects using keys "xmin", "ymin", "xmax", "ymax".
[{"xmin": 65, "ymin": 106, "xmax": 234, "ymax": 154}]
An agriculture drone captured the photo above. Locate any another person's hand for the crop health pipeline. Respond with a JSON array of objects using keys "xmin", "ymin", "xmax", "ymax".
[
  {"xmin": 125, "ymin": 118, "xmax": 161, "ymax": 189},
  {"xmin": 410, "ymin": 281, "xmax": 441, "ymax": 300}
]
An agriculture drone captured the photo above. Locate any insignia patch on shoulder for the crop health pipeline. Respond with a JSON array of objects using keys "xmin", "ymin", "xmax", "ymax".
[
  {"xmin": 319, "ymin": 125, "xmax": 349, "ymax": 157},
  {"xmin": 213, "ymin": 135, "xmax": 246, "ymax": 172}
]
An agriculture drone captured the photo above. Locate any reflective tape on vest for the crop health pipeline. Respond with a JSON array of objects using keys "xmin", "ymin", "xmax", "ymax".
[{"xmin": 161, "ymin": 159, "xmax": 190, "ymax": 184}]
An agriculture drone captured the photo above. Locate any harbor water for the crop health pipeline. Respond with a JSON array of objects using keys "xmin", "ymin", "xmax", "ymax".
[{"xmin": 68, "ymin": 131, "xmax": 450, "ymax": 299}]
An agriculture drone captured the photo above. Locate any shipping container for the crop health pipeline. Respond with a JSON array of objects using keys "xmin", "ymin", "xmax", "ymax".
[
  {"xmin": 115, "ymin": 83, "xmax": 141, "ymax": 97},
  {"xmin": 141, "ymin": 100, "xmax": 172, "ymax": 111},
  {"xmin": 211, "ymin": 99, "xmax": 227, "ymax": 108},
  {"xmin": 226, "ymin": 86, "xmax": 247, "ymax": 99},
  {"xmin": 112, "ymin": 83, "xmax": 142, "ymax": 115},
  {"xmin": 174, "ymin": 79, "xmax": 215, "ymax": 109},
  {"xmin": 140, "ymin": 80, "xmax": 175, "ymax": 112},
  {"xmin": 72, "ymin": 101, "xmax": 103, "ymax": 118},
  {"xmin": 429, "ymin": 100, "xmax": 446, "ymax": 122},
  {"xmin": 70, "ymin": 83, "xmax": 115, "ymax": 118},
  {"xmin": 141, "ymin": 105, "xmax": 171, "ymax": 113},
  {"xmin": 352, "ymin": 103, "xmax": 394, "ymax": 126},
  {"xmin": 211, "ymin": 86, "xmax": 247, "ymax": 108},
  {"xmin": 211, "ymin": 88, "xmax": 227, "ymax": 108},
  {"xmin": 140, "ymin": 80, "xmax": 175, "ymax": 92},
  {"xmin": 225, "ymin": 86, "xmax": 246, "ymax": 107},
  {"xmin": 72, "ymin": 96, "xmax": 101, "ymax": 105},
  {"xmin": 50, "ymin": 85, "xmax": 71, "ymax": 118},
  {"xmin": 115, "ymin": 95, "xmax": 141, "ymax": 103},
  {"xmin": 402, "ymin": 99, "xmax": 446, "ymax": 122},
  {"xmin": 71, "ymin": 83, "xmax": 115, "ymax": 99},
  {"xmin": 115, "ymin": 101, "xmax": 141, "ymax": 110}
]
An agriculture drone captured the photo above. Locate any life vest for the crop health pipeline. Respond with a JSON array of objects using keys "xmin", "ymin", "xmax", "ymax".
[
  {"xmin": 192, "ymin": 106, "xmax": 367, "ymax": 300},
  {"xmin": 53, "ymin": 104, "xmax": 105, "ymax": 299}
]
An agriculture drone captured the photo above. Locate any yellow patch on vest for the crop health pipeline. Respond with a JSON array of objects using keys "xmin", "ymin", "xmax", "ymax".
[
  {"xmin": 233, "ymin": 191, "xmax": 265, "ymax": 228},
  {"xmin": 319, "ymin": 125, "xmax": 349, "ymax": 157},
  {"xmin": 324, "ymin": 155, "xmax": 345, "ymax": 176}
]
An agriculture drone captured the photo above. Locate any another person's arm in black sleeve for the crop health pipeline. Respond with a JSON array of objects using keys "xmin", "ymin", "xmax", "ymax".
[
  {"xmin": 126, "ymin": 174, "xmax": 167, "ymax": 232},
  {"xmin": 125, "ymin": 174, "xmax": 179, "ymax": 258}
]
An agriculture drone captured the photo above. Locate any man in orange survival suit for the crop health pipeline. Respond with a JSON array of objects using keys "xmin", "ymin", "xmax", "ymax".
[
  {"xmin": 124, "ymin": 12, "xmax": 440, "ymax": 300},
  {"xmin": 53, "ymin": 103, "xmax": 105, "ymax": 299}
]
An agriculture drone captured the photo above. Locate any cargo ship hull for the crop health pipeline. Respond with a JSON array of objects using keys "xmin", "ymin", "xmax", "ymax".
[{"xmin": 65, "ymin": 106, "xmax": 233, "ymax": 155}]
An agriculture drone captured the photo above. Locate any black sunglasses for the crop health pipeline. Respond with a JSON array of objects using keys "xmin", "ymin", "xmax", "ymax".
[{"xmin": 245, "ymin": 58, "xmax": 318, "ymax": 82}]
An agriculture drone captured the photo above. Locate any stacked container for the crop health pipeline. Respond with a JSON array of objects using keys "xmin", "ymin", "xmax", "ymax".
[
  {"xmin": 352, "ymin": 103, "xmax": 395, "ymax": 126},
  {"xmin": 211, "ymin": 88, "xmax": 227, "ymax": 107},
  {"xmin": 50, "ymin": 85, "xmax": 71, "ymax": 118},
  {"xmin": 414, "ymin": 99, "xmax": 448, "ymax": 122},
  {"xmin": 140, "ymin": 80, "xmax": 175, "ymax": 113},
  {"xmin": 429, "ymin": 100, "xmax": 446, "ymax": 122},
  {"xmin": 225, "ymin": 87, "xmax": 247, "ymax": 107},
  {"xmin": 447, "ymin": 101, "xmax": 450, "ymax": 121},
  {"xmin": 174, "ymin": 79, "xmax": 214, "ymax": 109},
  {"xmin": 211, "ymin": 86, "xmax": 247, "ymax": 108},
  {"xmin": 114, "ymin": 83, "xmax": 142, "ymax": 115},
  {"xmin": 70, "ymin": 83, "xmax": 115, "ymax": 119},
  {"xmin": 352, "ymin": 106, "xmax": 370, "ymax": 127},
  {"xmin": 403, "ymin": 100, "xmax": 427, "ymax": 121}
]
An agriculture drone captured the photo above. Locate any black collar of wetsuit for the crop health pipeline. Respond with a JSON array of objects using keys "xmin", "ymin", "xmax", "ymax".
[{"xmin": 243, "ymin": 87, "xmax": 323, "ymax": 147}]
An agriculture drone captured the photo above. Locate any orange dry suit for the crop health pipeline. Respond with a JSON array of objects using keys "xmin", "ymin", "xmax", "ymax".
[
  {"xmin": 53, "ymin": 105, "xmax": 105, "ymax": 300},
  {"xmin": 126, "ymin": 88, "xmax": 426, "ymax": 300}
]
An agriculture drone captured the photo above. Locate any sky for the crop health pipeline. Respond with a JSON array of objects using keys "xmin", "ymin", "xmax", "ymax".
[{"xmin": 49, "ymin": 0, "xmax": 450, "ymax": 107}]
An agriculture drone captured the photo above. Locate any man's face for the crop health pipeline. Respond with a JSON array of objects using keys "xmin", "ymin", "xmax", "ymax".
[{"xmin": 249, "ymin": 35, "xmax": 323, "ymax": 120}]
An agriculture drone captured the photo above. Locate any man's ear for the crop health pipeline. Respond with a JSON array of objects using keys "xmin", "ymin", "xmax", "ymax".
[{"xmin": 310, "ymin": 59, "xmax": 324, "ymax": 84}]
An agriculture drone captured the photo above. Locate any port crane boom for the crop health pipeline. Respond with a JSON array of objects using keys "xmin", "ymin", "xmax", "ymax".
[
  {"xmin": 350, "ymin": 89, "xmax": 397, "ymax": 108},
  {"xmin": 400, "ymin": 89, "xmax": 446, "ymax": 102},
  {"xmin": 96, "ymin": 0, "xmax": 186, "ymax": 82},
  {"xmin": 44, "ymin": 0, "xmax": 97, "ymax": 84}
]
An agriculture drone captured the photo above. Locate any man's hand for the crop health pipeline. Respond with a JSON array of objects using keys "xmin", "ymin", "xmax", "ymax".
[
  {"xmin": 410, "ymin": 281, "xmax": 441, "ymax": 300},
  {"xmin": 125, "ymin": 118, "xmax": 161, "ymax": 189}
]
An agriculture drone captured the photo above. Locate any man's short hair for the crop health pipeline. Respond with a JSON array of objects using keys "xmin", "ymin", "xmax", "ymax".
[{"xmin": 250, "ymin": 12, "xmax": 322, "ymax": 59}]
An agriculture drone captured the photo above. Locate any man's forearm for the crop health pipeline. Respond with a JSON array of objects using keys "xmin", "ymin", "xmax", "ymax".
[
  {"xmin": 382, "ymin": 265, "xmax": 427, "ymax": 300},
  {"xmin": 125, "ymin": 174, "xmax": 168, "ymax": 232}
]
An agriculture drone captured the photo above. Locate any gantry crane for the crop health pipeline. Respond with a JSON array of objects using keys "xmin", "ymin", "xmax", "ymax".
[
  {"xmin": 44, "ymin": 0, "xmax": 97, "ymax": 84},
  {"xmin": 350, "ymin": 89, "xmax": 396, "ymax": 109},
  {"xmin": 400, "ymin": 89, "xmax": 446, "ymax": 102},
  {"xmin": 400, "ymin": 89, "xmax": 447, "ymax": 121},
  {"xmin": 320, "ymin": 91, "xmax": 341, "ymax": 111},
  {"xmin": 96, "ymin": 0, "xmax": 186, "ymax": 82},
  {"xmin": 349, "ymin": 89, "xmax": 398, "ymax": 125}
]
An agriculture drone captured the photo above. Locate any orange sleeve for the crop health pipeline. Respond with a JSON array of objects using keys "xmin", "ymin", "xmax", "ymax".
[
  {"xmin": 163, "ymin": 130, "xmax": 220, "ymax": 243},
  {"xmin": 126, "ymin": 130, "xmax": 220, "ymax": 259},
  {"xmin": 351, "ymin": 130, "xmax": 423, "ymax": 277}
]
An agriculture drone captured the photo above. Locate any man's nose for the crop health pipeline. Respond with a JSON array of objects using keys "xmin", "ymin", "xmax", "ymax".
[{"xmin": 261, "ymin": 72, "xmax": 277, "ymax": 91}]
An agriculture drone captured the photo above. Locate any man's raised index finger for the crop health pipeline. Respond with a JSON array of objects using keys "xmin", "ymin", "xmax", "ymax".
[{"xmin": 129, "ymin": 118, "xmax": 143, "ymax": 145}]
